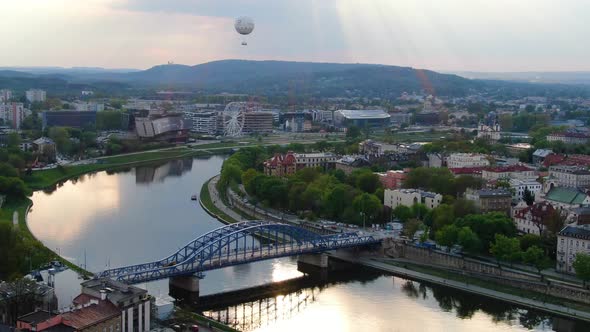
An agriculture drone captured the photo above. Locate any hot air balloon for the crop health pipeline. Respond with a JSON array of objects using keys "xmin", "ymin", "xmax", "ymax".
[{"xmin": 234, "ymin": 16, "xmax": 254, "ymax": 46}]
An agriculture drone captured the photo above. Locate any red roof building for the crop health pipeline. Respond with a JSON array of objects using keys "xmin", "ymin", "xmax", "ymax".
[
  {"xmin": 481, "ymin": 164, "xmax": 537, "ymax": 181},
  {"xmin": 542, "ymin": 153, "xmax": 567, "ymax": 168},
  {"xmin": 513, "ymin": 201, "xmax": 557, "ymax": 236},
  {"xmin": 263, "ymin": 152, "xmax": 297, "ymax": 177}
]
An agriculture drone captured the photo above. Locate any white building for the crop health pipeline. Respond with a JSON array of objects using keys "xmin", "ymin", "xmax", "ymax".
[
  {"xmin": 446, "ymin": 153, "xmax": 490, "ymax": 168},
  {"xmin": 557, "ymin": 225, "xmax": 590, "ymax": 274},
  {"xmin": 477, "ymin": 122, "xmax": 501, "ymax": 142},
  {"xmin": 74, "ymin": 102, "xmax": 105, "ymax": 112},
  {"xmin": 0, "ymin": 89, "xmax": 12, "ymax": 102},
  {"xmin": 184, "ymin": 111, "xmax": 218, "ymax": 135},
  {"xmin": 295, "ymin": 152, "xmax": 338, "ymax": 170},
  {"xmin": 547, "ymin": 132, "xmax": 590, "ymax": 145},
  {"xmin": 509, "ymin": 179, "xmax": 542, "ymax": 202},
  {"xmin": 384, "ymin": 189, "xmax": 443, "ymax": 210},
  {"xmin": 25, "ymin": 89, "xmax": 47, "ymax": 103},
  {"xmin": 547, "ymin": 166, "xmax": 590, "ymax": 189}
]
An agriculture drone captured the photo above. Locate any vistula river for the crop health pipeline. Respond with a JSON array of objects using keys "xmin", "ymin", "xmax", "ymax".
[{"xmin": 27, "ymin": 156, "xmax": 590, "ymax": 332}]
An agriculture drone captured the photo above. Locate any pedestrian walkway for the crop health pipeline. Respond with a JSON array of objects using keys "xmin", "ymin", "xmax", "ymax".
[
  {"xmin": 208, "ymin": 175, "xmax": 246, "ymax": 223},
  {"xmin": 345, "ymin": 256, "xmax": 590, "ymax": 322}
]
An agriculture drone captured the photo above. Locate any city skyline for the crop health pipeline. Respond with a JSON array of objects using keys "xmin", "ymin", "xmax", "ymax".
[{"xmin": 1, "ymin": 0, "xmax": 589, "ymax": 72}]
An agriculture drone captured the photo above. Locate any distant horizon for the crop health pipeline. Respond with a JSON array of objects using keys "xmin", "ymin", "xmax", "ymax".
[{"xmin": 3, "ymin": 59, "xmax": 590, "ymax": 75}]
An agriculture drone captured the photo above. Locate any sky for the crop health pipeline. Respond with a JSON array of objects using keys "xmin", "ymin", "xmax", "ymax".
[{"xmin": 1, "ymin": 0, "xmax": 589, "ymax": 72}]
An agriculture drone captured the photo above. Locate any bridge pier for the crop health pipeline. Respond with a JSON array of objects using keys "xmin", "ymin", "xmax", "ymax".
[
  {"xmin": 297, "ymin": 253, "xmax": 329, "ymax": 280},
  {"xmin": 298, "ymin": 253, "xmax": 329, "ymax": 268},
  {"xmin": 169, "ymin": 275, "xmax": 200, "ymax": 293}
]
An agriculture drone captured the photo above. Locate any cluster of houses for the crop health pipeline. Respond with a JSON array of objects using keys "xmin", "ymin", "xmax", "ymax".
[
  {"xmin": 263, "ymin": 140, "xmax": 590, "ymax": 276},
  {"xmin": 1, "ymin": 277, "xmax": 154, "ymax": 332}
]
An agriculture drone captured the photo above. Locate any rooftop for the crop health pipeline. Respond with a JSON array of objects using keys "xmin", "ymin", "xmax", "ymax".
[
  {"xmin": 545, "ymin": 187, "xmax": 588, "ymax": 205},
  {"xmin": 61, "ymin": 303, "xmax": 120, "ymax": 330},
  {"xmin": 477, "ymin": 189, "xmax": 512, "ymax": 198},
  {"xmin": 485, "ymin": 164, "xmax": 533, "ymax": 173},
  {"xmin": 81, "ymin": 278, "xmax": 146, "ymax": 306},
  {"xmin": 533, "ymin": 149, "xmax": 553, "ymax": 158},
  {"xmin": 18, "ymin": 311, "xmax": 54, "ymax": 324},
  {"xmin": 336, "ymin": 109, "xmax": 390, "ymax": 120},
  {"xmin": 549, "ymin": 165, "xmax": 590, "ymax": 175},
  {"xmin": 559, "ymin": 226, "xmax": 590, "ymax": 240}
]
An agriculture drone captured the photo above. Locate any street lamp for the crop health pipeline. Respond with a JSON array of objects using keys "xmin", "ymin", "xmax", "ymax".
[{"xmin": 360, "ymin": 212, "xmax": 366, "ymax": 230}]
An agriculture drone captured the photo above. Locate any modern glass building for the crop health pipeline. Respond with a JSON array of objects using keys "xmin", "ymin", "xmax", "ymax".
[
  {"xmin": 334, "ymin": 109, "xmax": 390, "ymax": 129},
  {"xmin": 42, "ymin": 111, "xmax": 97, "ymax": 129}
]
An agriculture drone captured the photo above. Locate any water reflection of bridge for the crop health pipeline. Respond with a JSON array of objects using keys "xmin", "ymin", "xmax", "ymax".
[
  {"xmin": 203, "ymin": 287, "xmax": 318, "ymax": 332},
  {"xmin": 188, "ymin": 270, "xmax": 383, "ymax": 332}
]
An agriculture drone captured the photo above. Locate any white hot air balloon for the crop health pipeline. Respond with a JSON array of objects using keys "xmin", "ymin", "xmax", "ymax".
[{"xmin": 234, "ymin": 16, "xmax": 254, "ymax": 46}]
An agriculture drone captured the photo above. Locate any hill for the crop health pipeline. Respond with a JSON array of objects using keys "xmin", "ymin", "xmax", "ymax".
[
  {"xmin": 3, "ymin": 60, "xmax": 590, "ymax": 99},
  {"xmin": 96, "ymin": 60, "xmax": 483, "ymax": 97}
]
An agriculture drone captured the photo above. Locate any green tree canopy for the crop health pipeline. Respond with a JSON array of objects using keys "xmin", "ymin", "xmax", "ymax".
[
  {"xmin": 573, "ymin": 253, "xmax": 590, "ymax": 284},
  {"xmin": 522, "ymin": 245, "xmax": 548, "ymax": 272},
  {"xmin": 455, "ymin": 213, "xmax": 516, "ymax": 251},
  {"xmin": 435, "ymin": 225, "xmax": 459, "ymax": 248},
  {"xmin": 490, "ymin": 234, "xmax": 522, "ymax": 264},
  {"xmin": 392, "ymin": 205, "xmax": 413, "ymax": 222},
  {"xmin": 353, "ymin": 193, "xmax": 383, "ymax": 225}
]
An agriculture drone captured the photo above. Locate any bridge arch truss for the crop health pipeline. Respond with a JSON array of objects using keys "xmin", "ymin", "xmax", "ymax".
[{"xmin": 96, "ymin": 221, "xmax": 379, "ymax": 284}]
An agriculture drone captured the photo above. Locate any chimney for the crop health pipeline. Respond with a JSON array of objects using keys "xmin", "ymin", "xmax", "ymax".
[{"xmin": 100, "ymin": 289, "xmax": 107, "ymax": 301}]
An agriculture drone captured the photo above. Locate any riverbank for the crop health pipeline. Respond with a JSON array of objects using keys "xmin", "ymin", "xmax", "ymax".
[
  {"xmin": 24, "ymin": 147, "xmax": 219, "ymax": 190},
  {"xmin": 199, "ymin": 177, "xmax": 241, "ymax": 225},
  {"xmin": 1, "ymin": 198, "xmax": 92, "ymax": 278},
  {"xmin": 345, "ymin": 256, "xmax": 590, "ymax": 322}
]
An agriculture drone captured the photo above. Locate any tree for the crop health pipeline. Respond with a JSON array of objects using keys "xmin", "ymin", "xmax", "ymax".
[
  {"xmin": 457, "ymin": 226, "xmax": 482, "ymax": 253},
  {"xmin": 452, "ymin": 199, "xmax": 478, "ymax": 218},
  {"xmin": 523, "ymin": 187, "xmax": 535, "ymax": 206},
  {"xmin": 519, "ymin": 234, "xmax": 542, "ymax": 251},
  {"xmin": 353, "ymin": 193, "xmax": 383, "ymax": 225},
  {"xmin": 48, "ymin": 127, "xmax": 71, "ymax": 154},
  {"xmin": 490, "ymin": 234, "xmax": 522, "ymax": 265},
  {"xmin": 522, "ymin": 245, "xmax": 548, "ymax": 272},
  {"xmin": 404, "ymin": 167, "xmax": 456, "ymax": 195},
  {"xmin": 0, "ymin": 176, "xmax": 31, "ymax": 199},
  {"xmin": 403, "ymin": 219, "xmax": 423, "ymax": 238},
  {"xmin": 392, "ymin": 205, "xmax": 413, "ymax": 222},
  {"xmin": 544, "ymin": 210, "xmax": 566, "ymax": 236},
  {"xmin": 454, "ymin": 176, "xmax": 484, "ymax": 196},
  {"xmin": 431, "ymin": 204, "xmax": 455, "ymax": 233},
  {"xmin": 356, "ymin": 172, "xmax": 381, "ymax": 193},
  {"xmin": 241, "ymin": 168, "xmax": 258, "ymax": 190},
  {"xmin": 323, "ymin": 184, "xmax": 355, "ymax": 219},
  {"xmin": 435, "ymin": 225, "xmax": 459, "ymax": 248},
  {"xmin": 303, "ymin": 185, "xmax": 325, "ymax": 213},
  {"xmin": 411, "ymin": 203, "xmax": 429, "ymax": 220},
  {"xmin": 346, "ymin": 126, "xmax": 361, "ymax": 140},
  {"xmin": 455, "ymin": 213, "xmax": 517, "ymax": 251},
  {"xmin": 218, "ymin": 163, "xmax": 242, "ymax": 191},
  {"xmin": 573, "ymin": 253, "xmax": 590, "ymax": 287},
  {"xmin": 6, "ymin": 132, "xmax": 21, "ymax": 148},
  {"xmin": 0, "ymin": 163, "xmax": 19, "ymax": 178}
]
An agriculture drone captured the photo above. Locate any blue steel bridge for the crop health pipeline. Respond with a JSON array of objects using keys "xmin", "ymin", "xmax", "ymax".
[{"xmin": 95, "ymin": 221, "xmax": 380, "ymax": 284}]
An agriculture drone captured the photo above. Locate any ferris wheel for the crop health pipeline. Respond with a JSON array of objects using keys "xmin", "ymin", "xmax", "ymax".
[{"xmin": 223, "ymin": 102, "xmax": 246, "ymax": 137}]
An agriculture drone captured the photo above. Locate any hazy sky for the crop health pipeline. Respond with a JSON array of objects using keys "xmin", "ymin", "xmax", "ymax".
[{"xmin": 1, "ymin": 0, "xmax": 589, "ymax": 71}]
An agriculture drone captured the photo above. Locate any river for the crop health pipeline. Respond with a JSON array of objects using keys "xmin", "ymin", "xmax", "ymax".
[{"xmin": 27, "ymin": 156, "xmax": 590, "ymax": 332}]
